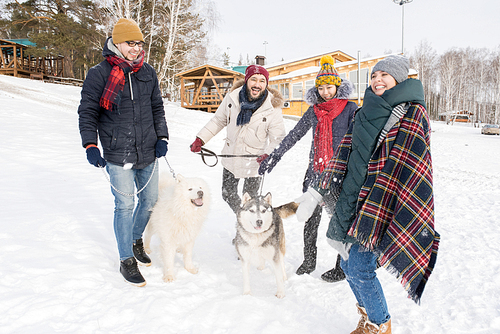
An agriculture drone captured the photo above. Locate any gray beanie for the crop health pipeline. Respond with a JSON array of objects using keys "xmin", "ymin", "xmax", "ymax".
[{"xmin": 371, "ymin": 55, "xmax": 410, "ymax": 84}]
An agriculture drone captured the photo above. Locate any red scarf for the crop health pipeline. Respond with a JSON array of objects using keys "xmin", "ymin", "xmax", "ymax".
[
  {"xmin": 313, "ymin": 98, "xmax": 348, "ymax": 172},
  {"xmin": 100, "ymin": 51, "xmax": 145, "ymax": 111}
]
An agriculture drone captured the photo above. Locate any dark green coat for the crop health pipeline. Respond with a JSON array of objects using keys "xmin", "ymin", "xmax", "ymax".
[{"xmin": 322, "ymin": 79, "xmax": 426, "ymax": 243}]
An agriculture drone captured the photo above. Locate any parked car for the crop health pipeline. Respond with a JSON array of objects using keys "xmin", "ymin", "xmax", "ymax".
[{"xmin": 481, "ymin": 124, "xmax": 500, "ymax": 135}]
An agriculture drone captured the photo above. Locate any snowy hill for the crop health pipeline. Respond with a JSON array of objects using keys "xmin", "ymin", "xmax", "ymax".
[{"xmin": 1, "ymin": 74, "xmax": 500, "ymax": 333}]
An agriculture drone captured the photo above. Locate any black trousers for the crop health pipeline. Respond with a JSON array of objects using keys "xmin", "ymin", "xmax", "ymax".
[
  {"xmin": 222, "ymin": 168, "xmax": 261, "ymax": 213},
  {"xmin": 303, "ymin": 205, "xmax": 322, "ymax": 253}
]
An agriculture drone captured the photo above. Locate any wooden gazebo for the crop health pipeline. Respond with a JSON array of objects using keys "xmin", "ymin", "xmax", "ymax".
[
  {"xmin": 0, "ymin": 39, "xmax": 64, "ymax": 79},
  {"xmin": 176, "ymin": 65, "xmax": 244, "ymax": 113}
]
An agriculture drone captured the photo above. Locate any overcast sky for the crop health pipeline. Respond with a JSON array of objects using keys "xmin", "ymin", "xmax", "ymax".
[{"xmin": 210, "ymin": 0, "xmax": 500, "ymax": 65}]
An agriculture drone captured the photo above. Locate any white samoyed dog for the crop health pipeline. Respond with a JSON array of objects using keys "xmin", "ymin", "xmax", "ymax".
[{"xmin": 144, "ymin": 174, "xmax": 210, "ymax": 282}]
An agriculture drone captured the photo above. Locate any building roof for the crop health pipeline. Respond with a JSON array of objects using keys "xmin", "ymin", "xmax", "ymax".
[
  {"xmin": 175, "ymin": 64, "xmax": 243, "ymax": 78},
  {"xmin": 269, "ymin": 66, "xmax": 319, "ymax": 82},
  {"xmin": 4, "ymin": 39, "xmax": 36, "ymax": 47},
  {"xmin": 265, "ymin": 50, "xmax": 355, "ymax": 70},
  {"xmin": 269, "ymin": 53, "xmax": 418, "ymax": 82}
]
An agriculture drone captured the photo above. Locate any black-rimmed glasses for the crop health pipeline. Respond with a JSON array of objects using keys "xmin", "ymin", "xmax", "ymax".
[{"xmin": 125, "ymin": 41, "xmax": 145, "ymax": 48}]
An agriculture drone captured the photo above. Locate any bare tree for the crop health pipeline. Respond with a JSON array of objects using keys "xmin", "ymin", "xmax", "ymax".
[
  {"xmin": 96, "ymin": 0, "xmax": 218, "ymax": 99},
  {"xmin": 491, "ymin": 47, "xmax": 500, "ymax": 123},
  {"xmin": 410, "ymin": 40, "xmax": 438, "ymax": 118},
  {"xmin": 439, "ymin": 49, "xmax": 461, "ymax": 123}
]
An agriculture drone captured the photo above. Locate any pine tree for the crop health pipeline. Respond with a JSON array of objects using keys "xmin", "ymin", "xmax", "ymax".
[{"xmin": 1, "ymin": 0, "xmax": 102, "ymax": 79}]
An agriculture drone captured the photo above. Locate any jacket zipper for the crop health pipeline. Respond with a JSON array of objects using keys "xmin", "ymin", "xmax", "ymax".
[{"xmin": 128, "ymin": 72, "xmax": 134, "ymax": 101}]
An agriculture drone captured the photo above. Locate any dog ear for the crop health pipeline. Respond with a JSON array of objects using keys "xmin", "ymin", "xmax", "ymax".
[
  {"xmin": 242, "ymin": 192, "xmax": 252, "ymax": 204},
  {"xmin": 263, "ymin": 192, "xmax": 272, "ymax": 206}
]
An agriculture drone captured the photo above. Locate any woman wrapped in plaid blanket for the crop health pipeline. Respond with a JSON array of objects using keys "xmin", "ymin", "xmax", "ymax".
[{"xmin": 295, "ymin": 55, "xmax": 440, "ymax": 334}]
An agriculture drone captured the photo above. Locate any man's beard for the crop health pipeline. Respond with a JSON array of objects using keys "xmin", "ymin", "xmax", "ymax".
[{"xmin": 246, "ymin": 86, "xmax": 266, "ymax": 101}]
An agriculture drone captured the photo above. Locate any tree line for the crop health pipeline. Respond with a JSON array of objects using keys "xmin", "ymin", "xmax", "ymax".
[
  {"xmin": 410, "ymin": 41, "xmax": 500, "ymax": 125},
  {"xmin": 0, "ymin": 0, "xmax": 218, "ymax": 99},
  {"xmin": 1, "ymin": 2, "xmax": 499, "ymax": 123}
]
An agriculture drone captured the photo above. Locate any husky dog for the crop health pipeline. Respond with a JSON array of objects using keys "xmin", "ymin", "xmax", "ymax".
[
  {"xmin": 144, "ymin": 174, "xmax": 210, "ymax": 282},
  {"xmin": 234, "ymin": 192, "xmax": 298, "ymax": 298}
]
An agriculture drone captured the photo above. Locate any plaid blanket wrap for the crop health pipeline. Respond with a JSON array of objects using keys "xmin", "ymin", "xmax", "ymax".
[{"xmin": 318, "ymin": 103, "xmax": 440, "ymax": 304}]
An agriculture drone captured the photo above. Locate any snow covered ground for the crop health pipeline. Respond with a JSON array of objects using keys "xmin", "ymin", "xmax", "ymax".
[{"xmin": 1, "ymin": 74, "xmax": 500, "ymax": 333}]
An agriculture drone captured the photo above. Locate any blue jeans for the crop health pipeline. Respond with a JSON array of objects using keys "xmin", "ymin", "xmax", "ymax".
[
  {"xmin": 340, "ymin": 244, "xmax": 391, "ymax": 325},
  {"xmin": 106, "ymin": 162, "xmax": 159, "ymax": 261}
]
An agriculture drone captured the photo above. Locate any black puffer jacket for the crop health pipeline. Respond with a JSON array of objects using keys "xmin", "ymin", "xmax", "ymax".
[{"xmin": 78, "ymin": 37, "xmax": 169, "ymax": 169}]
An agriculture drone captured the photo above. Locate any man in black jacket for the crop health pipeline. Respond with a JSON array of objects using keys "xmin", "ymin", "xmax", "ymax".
[{"xmin": 78, "ymin": 18, "xmax": 169, "ymax": 287}]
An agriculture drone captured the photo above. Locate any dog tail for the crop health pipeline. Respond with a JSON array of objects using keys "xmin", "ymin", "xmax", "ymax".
[{"xmin": 274, "ymin": 202, "xmax": 298, "ymax": 219}]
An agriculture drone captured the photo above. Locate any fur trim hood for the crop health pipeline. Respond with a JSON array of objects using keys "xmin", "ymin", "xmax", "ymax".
[
  {"xmin": 305, "ymin": 79, "xmax": 354, "ymax": 106},
  {"xmin": 230, "ymin": 79, "xmax": 284, "ymax": 109}
]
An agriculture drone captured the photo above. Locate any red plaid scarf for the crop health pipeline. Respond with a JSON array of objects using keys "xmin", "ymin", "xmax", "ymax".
[
  {"xmin": 100, "ymin": 51, "xmax": 145, "ymax": 111},
  {"xmin": 313, "ymin": 98, "xmax": 348, "ymax": 172}
]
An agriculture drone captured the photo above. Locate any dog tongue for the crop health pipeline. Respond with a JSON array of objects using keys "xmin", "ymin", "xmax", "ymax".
[{"xmin": 193, "ymin": 198, "xmax": 203, "ymax": 206}]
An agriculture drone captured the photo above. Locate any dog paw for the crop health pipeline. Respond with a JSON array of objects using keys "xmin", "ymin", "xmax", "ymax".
[
  {"xmin": 275, "ymin": 291, "xmax": 285, "ymax": 299},
  {"xmin": 163, "ymin": 275, "xmax": 176, "ymax": 283},
  {"xmin": 185, "ymin": 266, "xmax": 198, "ymax": 274},
  {"xmin": 243, "ymin": 290, "xmax": 252, "ymax": 296},
  {"xmin": 257, "ymin": 265, "xmax": 265, "ymax": 271},
  {"xmin": 144, "ymin": 247, "xmax": 151, "ymax": 254}
]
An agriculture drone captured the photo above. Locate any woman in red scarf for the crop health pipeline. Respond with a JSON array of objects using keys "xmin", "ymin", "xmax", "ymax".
[{"xmin": 258, "ymin": 55, "xmax": 357, "ymax": 280}]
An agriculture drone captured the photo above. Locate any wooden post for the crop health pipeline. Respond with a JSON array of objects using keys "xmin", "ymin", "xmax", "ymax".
[
  {"xmin": 13, "ymin": 45, "xmax": 18, "ymax": 77},
  {"xmin": 180, "ymin": 78, "xmax": 185, "ymax": 106},
  {"xmin": 192, "ymin": 69, "xmax": 208, "ymax": 106}
]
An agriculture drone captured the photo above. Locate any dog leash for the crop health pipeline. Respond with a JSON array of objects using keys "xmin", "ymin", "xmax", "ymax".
[
  {"xmin": 195, "ymin": 147, "xmax": 260, "ymax": 167},
  {"xmin": 194, "ymin": 146, "xmax": 266, "ymax": 195},
  {"xmin": 99, "ymin": 156, "xmax": 176, "ymax": 197}
]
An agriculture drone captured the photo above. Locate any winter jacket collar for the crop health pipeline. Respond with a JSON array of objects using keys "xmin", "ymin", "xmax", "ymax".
[{"xmin": 305, "ymin": 79, "xmax": 354, "ymax": 106}]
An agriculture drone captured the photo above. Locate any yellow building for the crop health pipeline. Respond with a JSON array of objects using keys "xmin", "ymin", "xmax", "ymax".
[{"xmin": 267, "ymin": 51, "xmax": 415, "ymax": 116}]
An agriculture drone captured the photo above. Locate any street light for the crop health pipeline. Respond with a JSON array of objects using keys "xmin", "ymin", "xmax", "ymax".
[
  {"xmin": 393, "ymin": 0, "xmax": 413, "ymax": 54},
  {"xmin": 263, "ymin": 41, "xmax": 268, "ymax": 58}
]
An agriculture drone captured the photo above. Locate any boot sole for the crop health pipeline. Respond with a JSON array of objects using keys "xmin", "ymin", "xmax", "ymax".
[
  {"xmin": 123, "ymin": 278, "xmax": 147, "ymax": 287},
  {"xmin": 136, "ymin": 259, "xmax": 152, "ymax": 267}
]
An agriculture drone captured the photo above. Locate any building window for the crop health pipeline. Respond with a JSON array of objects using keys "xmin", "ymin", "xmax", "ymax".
[
  {"xmin": 339, "ymin": 72, "xmax": 347, "ymax": 80},
  {"xmin": 349, "ymin": 68, "xmax": 369, "ymax": 97},
  {"xmin": 270, "ymin": 84, "xmax": 278, "ymax": 91},
  {"xmin": 279, "ymin": 83, "xmax": 289, "ymax": 99},
  {"xmin": 292, "ymin": 82, "xmax": 303, "ymax": 100},
  {"xmin": 305, "ymin": 80, "xmax": 314, "ymax": 93}
]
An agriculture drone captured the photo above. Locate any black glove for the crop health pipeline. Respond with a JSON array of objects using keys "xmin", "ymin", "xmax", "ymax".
[
  {"xmin": 155, "ymin": 139, "xmax": 168, "ymax": 158},
  {"xmin": 258, "ymin": 153, "xmax": 280, "ymax": 175},
  {"xmin": 86, "ymin": 145, "xmax": 106, "ymax": 167}
]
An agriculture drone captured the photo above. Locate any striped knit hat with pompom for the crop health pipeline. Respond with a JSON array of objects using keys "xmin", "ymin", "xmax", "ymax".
[{"xmin": 315, "ymin": 55, "xmax": 341, "ymax": 87}]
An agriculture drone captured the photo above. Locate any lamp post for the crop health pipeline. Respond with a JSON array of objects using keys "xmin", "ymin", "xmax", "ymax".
[
  {"xmin": 393, "ymin": 0, "xmax": 413, "ymax": 54},
  {"xmin": 263, "ymin": 41, "xmax": 268, "ymax": 59}
]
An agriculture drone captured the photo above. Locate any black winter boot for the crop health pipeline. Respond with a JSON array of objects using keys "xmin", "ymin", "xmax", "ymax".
[
  {"xmin": 120, "ymin": 257, "xmax": 146, "ymax": 287},
  {"xmin": 133, "ymin": 238, "xmax": 151, "ymax": 266},
  {"xmin": 321, "ymin": 254, "xmax": 346, "ymax": 283},
  {"xmin": 296, "ymin": 247, "xmax": 317, "ymax": 275}
]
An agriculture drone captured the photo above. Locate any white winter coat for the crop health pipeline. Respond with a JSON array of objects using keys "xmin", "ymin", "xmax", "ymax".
[{"xmin": 197, "ymin": 80, "xmax": 286, "ymax": 178}]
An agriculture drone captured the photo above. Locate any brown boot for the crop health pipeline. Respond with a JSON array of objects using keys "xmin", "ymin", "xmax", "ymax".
[
  {"xmin": 350, "ymin": 303, "xmax": 368, "ymax": 334},
  {"xmin": 362, "ymin": 319, "xmax": 392, "ymax": 334}
]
